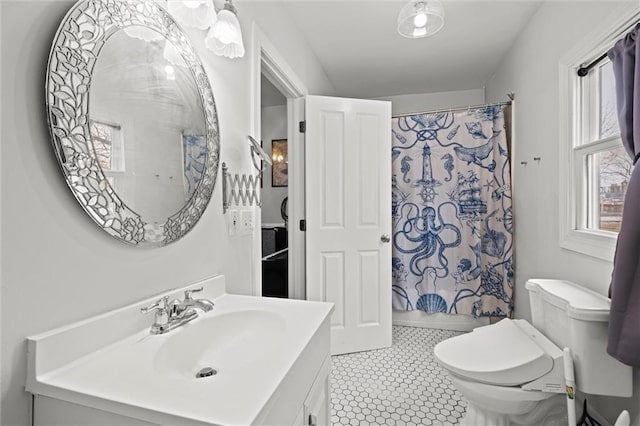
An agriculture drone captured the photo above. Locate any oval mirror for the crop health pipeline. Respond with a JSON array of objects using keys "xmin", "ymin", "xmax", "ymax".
[{"xmin": 46, "ymin": 0, "xmax": 219, "ymax": 247}]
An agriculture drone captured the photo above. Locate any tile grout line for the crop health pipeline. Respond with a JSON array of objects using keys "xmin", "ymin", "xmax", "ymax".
[{"xmin": 330, "ymin": 326, "xmax": 466, "ymax": 426}]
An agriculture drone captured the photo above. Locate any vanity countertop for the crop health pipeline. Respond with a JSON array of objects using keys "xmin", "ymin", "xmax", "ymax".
[{"xmin": 27, "ymin": 276, "xmax": 334, "ymax": 425}]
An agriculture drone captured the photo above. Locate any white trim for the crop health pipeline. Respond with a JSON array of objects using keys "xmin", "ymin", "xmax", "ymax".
[
  {"xmin": 558, "ymin": 4, "xmax": 640, "ymax": 262},
  {"xmin": 289, "ymin": 97, "xmax": 306, "ymax": 300},
  {"xmin": 250, "ymin": 23, "xmax": 307, "ymax": 299},
  {"xmin": 574, "ymin": 136, "xmax": 624, "ymax": 231}
]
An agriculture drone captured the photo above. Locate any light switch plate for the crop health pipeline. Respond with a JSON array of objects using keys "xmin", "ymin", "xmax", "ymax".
[
  {"xmin": 241, "ymin": 210, "xmax": 254, "ymax": 235},
  {"xmin": 228, "ymin": 209, "xmax": 240, "ymax": 236}
]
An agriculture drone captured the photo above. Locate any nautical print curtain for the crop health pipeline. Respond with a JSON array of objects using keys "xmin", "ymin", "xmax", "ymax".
[{"xmin": 391, "ymin": 105, "xmax": 514, "ymax": 318}]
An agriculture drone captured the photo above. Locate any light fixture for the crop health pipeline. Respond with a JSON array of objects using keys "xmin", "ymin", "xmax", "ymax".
[
  {"xmin": 205, "ymin": 0, "xmax": 245, "ymax": 59},
  {"xmin": 164, "ymin": 64, "xmax": 176, "ymax": 80},
  {"xmin": 166, "ymin": 0, "xmax": 217, "ymax": 30},
  {"xmin": 397, "ymin": 0, "xmax": 445, "ymax": 39},
  {"xmin": 163, "ymin": 41, "xmax": 187, "ymax": 67}
]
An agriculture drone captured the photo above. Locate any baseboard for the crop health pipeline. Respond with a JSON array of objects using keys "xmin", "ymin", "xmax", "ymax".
[{"xmin": 392, "ymin": 311, "xmax": 489, "ymax": 332}]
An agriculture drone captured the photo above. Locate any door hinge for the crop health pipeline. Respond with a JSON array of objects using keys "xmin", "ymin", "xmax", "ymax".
[
  {"xmin": 300, "ymin": 219, "xmax": 306, "ymax": 231},
  {"xmin": 299, "ymin": 120, "xmax": 306, "ymax": 133}
]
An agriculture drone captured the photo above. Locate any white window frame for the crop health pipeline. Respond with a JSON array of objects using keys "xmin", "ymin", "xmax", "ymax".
[
  {"xmin": 559, "ymin": 7, "xmax": 639, "ymax": 261},
  {"xmin": 90, "ymin": 119, "xmax": 125, "ymax": 173}
]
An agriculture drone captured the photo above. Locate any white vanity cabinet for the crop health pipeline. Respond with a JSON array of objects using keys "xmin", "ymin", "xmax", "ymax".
[
  {"xmin": 33, "ymin": 397, "xmax": 156, "ymax": 426},
  {"xmin": 303, "ymin": 358, "xmax": 331, "ymax": 426},
  {"xmin": 32, "ymin": 356, "xmax": 331, "ymax": 426},
  {"xmin": 27, "ymin": 275, "xmax": 334, "ymax": 426}
]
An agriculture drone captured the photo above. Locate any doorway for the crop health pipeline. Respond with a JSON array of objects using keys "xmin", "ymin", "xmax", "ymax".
[
  {"xmin": 251, "ymin": 29, "xmax": 392, "ymax": 355},
  {"xmin": 260, "ymin": 75, "xmax": 289, "ymax": 298},
  {"xmin": 251, "ymin": 25, "xmax": 307, "ymax": 300}
]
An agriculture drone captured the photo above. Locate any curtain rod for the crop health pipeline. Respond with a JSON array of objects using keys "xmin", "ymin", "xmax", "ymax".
[
  {"xmin": 577, "ymin": 52, "xmax": 608, "ymax": 77},
  {"xmin": 577, "ymin": 20, "xmax": 640, "ymax": 77},
  {"xmin": 391, "ymin": 99, "xmax": 512, "ymax": 118}
]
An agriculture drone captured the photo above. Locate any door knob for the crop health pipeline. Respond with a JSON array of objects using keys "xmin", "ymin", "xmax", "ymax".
[{"xmin": 381, "ymin": 234, "xmax": 391, "ymax": 243}]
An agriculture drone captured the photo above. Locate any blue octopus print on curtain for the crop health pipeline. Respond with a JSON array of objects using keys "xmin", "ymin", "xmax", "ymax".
[
  {"xmin": 391, "ymin": 105, "xmax": 513, "ymax": 318},
  {"xmin": 183, "ymin": 134, "xmax": 207, "ymax": 199}
]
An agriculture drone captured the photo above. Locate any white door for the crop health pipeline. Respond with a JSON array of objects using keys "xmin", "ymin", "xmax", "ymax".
[{"xmin": 305, "ymin": 95, "xmax": 392, "ymax": 355}]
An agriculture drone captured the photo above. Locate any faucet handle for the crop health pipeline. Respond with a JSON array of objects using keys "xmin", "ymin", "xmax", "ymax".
[
  {"xmin": 184, "ymin": 287, "xmax": 203, "ymax": 301},
  {"xmin": 141, "ymin": 296, "xmax": 169, "ymax": 314},
  {"xmin": 141, "ymin": 296, "xmax": 171, "ymax": 334}
]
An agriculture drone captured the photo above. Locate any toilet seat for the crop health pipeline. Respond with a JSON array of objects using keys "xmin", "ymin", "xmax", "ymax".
[{"xmin": 434, "ymin": 319, "xmax": 555, "ymax": 386}]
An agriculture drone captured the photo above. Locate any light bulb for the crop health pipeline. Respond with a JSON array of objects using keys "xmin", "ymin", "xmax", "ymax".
[
  {"xmin": 413, "ymin": 13, "xmax": 427, "ymax": 28},
  {"xmin": 167, "ymin": 0, "xmax": 216, "ymax": 30},
  {"xmin": 397, "ymin": 0, "xmax": 445, "ymax": 39},
  {"xmin": 164, "ymin": 65, "xmax": 176, "ymax": 80},
  {"xmin": 413, "ymin": 27, "xmax": 427, "ymax": 37}
]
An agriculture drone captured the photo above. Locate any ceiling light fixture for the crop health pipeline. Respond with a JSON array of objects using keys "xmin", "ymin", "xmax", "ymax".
[
  {"xmin": 166, "ymin": 0, "xmax": 217, "ymax": 30},
  {"xmin": 397, "ymin": 0, "xmax": 445, "ymax": 39},
  {"xmin": 205, "ymin": 0, "xmax": 245, "ymax": 59}
]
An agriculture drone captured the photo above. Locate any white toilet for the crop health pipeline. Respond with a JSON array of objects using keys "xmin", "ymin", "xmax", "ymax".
[{"xmin": 434, "ymin": 279, "xmax": 633, "ymax": 426}]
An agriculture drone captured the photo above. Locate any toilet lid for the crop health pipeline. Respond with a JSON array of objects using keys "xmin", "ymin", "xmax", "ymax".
[{"xmin": 433, "ymin": 319, "xmax": 554, "ymax": 386}]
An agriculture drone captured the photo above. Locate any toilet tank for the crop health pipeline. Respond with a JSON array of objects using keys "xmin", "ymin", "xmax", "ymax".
[{"xmin": 526, "ymin": 279, "xmax": 632, "ymax": 397}]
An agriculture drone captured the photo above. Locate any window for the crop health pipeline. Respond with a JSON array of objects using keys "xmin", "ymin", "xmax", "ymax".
[
  {"xmin": 559, "ymin": 10, "xmax": 639, "ymax": 261},
  {"xmin": 89, "ymin": 120, "xmax": 125, "ymax": 173},
  {"xmin": 575, "ymin": 60, "xmax": 631, "ymax": 235}
]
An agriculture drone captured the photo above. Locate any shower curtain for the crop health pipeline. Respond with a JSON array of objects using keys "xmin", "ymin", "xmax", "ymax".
[
  {"xmin": 391, "ymin": 105, "xmax": 513, "ymax": 318},
  {"xmin": 183, "ymin": 134, "xmax": 207, "ymax": 199}
]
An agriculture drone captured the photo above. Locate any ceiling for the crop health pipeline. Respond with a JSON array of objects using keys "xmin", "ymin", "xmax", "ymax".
[{"xmin": 277, "ymin": 0, "xmax": 543, "ymax": 99}]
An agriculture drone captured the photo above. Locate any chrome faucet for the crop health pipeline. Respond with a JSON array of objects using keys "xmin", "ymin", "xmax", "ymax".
[
  {"xmin": 174, "ymin": 287, "xmax": 215, "ymax": 315},
  {"xmin": 141, "ymin": 287, "xmax": 214, "ymax": 335}
]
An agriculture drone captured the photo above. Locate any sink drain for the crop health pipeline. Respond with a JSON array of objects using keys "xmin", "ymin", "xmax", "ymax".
[{"xmin": 196, "ymin": 367, "xmax": 217, "ymax": 378}]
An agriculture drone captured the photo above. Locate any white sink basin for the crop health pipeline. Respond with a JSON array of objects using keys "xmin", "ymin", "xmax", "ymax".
[
  {"xmin": 153, "ymin": 309, "xmax": 287, "ymax": 380},
  {"xmin": 26, "ymin": 276, "xmax": 334, "ymax": 425}
]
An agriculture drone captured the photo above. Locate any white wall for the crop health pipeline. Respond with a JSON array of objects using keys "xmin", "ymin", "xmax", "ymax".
[
  {"xmin": 375, "ymin": 88, "xmax": 485, "ymax": 116},
  {"xmin": 485, "ymin": 1, "xmax": 640, "ymax": 423},
  {"xmin": 0, "ymin": 1, "xmax": 333, "ymax": 424},
  {"xmin": 260, "ymin": 105, "xmax": 288, "ymax": 225}
]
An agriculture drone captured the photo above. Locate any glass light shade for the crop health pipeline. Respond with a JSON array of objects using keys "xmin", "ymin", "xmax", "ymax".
[
  {"xmin": 163, "ymin": 41, "xmax": 188, "ymax": 67},
  {"xmin": 166, "ymin": 0, "xmax": 216, "ymax": 30},
  {"xmin": 397, "ymin": 0, "xmax": 445, "ymax": 39},
  {"xmin": 204, "ymin": 3, "xmax": 245, "ymax": 59}
]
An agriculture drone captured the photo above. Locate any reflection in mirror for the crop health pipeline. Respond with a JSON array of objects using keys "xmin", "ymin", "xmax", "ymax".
[
  {"xmin": 46, "ymin": 0, "xmax": 219, "ymax": 247},
  {"xmin": 90, "ymin": 26, "xmax": 207, "ymax": 224}
]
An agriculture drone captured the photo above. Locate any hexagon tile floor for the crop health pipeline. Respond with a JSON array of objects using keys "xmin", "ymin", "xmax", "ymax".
[{"xmin": 330, "ymin": 326, "xmax": 466, "ymax": 426}]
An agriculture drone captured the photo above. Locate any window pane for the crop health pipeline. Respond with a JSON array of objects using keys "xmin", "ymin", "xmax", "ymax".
[
  {"xmin": 588, "ymin": 145, "xmax": 632, "ymax": 232},
  {"xmin": 599, "ymin": 61, "xmax": 620, "ymax": 139},
  {"xmin": 90, "ymin": 121, "xmax": 114, "ymax": 171}
]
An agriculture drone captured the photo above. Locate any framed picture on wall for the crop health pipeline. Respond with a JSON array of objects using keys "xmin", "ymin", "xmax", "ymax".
[{"xmin": 271, "ymin": 139, "xmax": 288, "ymax": 187}]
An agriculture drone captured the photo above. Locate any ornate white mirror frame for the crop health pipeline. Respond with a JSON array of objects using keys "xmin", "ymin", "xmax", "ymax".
[{"xmin": 46, "ymin": 0, "xmax": 219, "ymax": 247}]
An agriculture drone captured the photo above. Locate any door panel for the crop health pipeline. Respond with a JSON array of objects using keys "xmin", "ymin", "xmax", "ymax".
[{"xmin": 305, "ymin": 95, "xmax": 392, "ymax": 355}]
